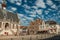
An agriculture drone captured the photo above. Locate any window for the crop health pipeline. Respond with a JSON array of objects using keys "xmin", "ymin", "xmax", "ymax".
[
  {"xmin": 13, "ymin": 24, "xmax": 14, "ymax": 29},
  {"xmin": 16, "ymin": 25, "xmax": 18, "ymax": 29},
  {"xmin": 0, "ymin": 22, "xmax": 2, "ymax": 28}
]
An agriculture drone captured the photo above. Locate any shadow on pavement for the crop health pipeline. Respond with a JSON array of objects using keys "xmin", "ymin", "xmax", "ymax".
[{"xmin": 42, "ymin": 35, "xmax": 60, "ymax": 40}]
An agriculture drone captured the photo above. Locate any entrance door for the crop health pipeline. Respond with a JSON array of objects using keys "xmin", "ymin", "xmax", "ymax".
[{"xmin": 5, "ymin": 23, "xmax": 9, "ymax": 29}]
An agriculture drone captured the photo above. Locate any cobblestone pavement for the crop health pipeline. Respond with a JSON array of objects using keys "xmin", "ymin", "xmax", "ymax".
[{"xmin": 0, "ymin": 34, "xmax": 60, "ymax": 40}]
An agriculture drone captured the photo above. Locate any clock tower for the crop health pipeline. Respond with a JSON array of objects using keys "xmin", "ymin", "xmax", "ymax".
[{"xmin": 2, "ymin": 0, "xmax": 6, "ymax": 9}]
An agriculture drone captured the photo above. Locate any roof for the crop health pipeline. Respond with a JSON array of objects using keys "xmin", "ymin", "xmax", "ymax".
[
  {"xmin": 45, "ymin": 21, "xmax": 57, "ymax": 25},
  {"xmin": 30, "ymin": 19, "xmax": 42, "ymax": 25},
  {"xmin": 20, "ymin": 26, "xmax": 28, "ymax": 29},
  {"xmin": 0, "ymin": 9, "xmax": 4, "ymax": 19},
  {"xmin": 35, "ymin": 19, "xmax": 42, "ymax": 24},
  {"xmin": 0, "ymin": 9, "xmax": 19, "ymax": 23},
  {"xmin": 7, "ymin": 12, "xmax": 19, "ymax": 22}
]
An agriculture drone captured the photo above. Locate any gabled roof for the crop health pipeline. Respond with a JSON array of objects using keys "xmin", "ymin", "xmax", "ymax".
[
  {"xmin": 30, "ymin": 19, "xmax": 42, "ymax": 25},
  {"xmin": 45, "ymin": 20, "xmax": 57, "ymax": 25},
  {"xmin": 0, "ymin": 9, "xmax": 19, "ymax": 23},
  {"xmin": 7, "ymin": 12, "xmax": 19, "ymax": 22},
  {"xmin": 20, "ymin": 26, "xmax": 28, "ymax": 29}
]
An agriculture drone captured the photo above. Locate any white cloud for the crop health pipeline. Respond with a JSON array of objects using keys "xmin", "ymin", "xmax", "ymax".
[
  {"xmin": 25, "ymin": 9, "xmax": 36, "ymax": 17},
  {"xmin": 29, "ymin": 11, "xmax": 36, "ymax": 17},
  {"xmin": 24, "ymin": 16, "xmax": 34, "ymax": 21},
  {"xmin": 22, "ymin": 4, "xmax": 31, "ymax": 9},
  {"xmin": 22, "ymin": 18, "xmax": 27, "ymax": 21},
  {"xmin": 25, "ymin": 9, "xmax": 36, "ymax": 14},
  {"xmin": 45, "ymin": 10, "xmax": 49, "ymax": 15},
  {"xmin": 29, "ymin": 15, "xmax": 36, "ymax": 17},
  {"xmin": 18, "ymin": 14, "xmax": 34, "ymax": 21},
  {"xmin": 58, "ymin": 11, "xmax": 60, "ymax": 15},
  {"xmin": 20, "ymin": 21, "xmax": 29, "ymax": 26},
  {"xmin": 48, "ymin": 8, "xmax": 52, "ymax": 11},
  {"xmin": 48, "ymin": 15, "xmax": 51, "ymax": 18},
  {"xmin": 20, "ymin": 18, "xmax": 29, "ymax": 26},
  {"xmin": 37, "ymin": 15, "xmax": 44, "ymax": 20},
  {"xmin": 16, "ymin": 2, "xmax": 21, "ymax": 6},
  {"xmin": 30, "ymin": 11, "xmax": 35, "ymax": 14},
  {"xmin": 18, "ymin": 14, "xmax": 24, "ymax": 17},
  {"xmin": 36, "ymin": 9, "xmax": 43, "ymax": 15},
  {"xmin": 7, "ymin": 10, "xmax": 13, "ymax": 13},
  {"xmin": 10, "ymin": 0, "xmax": 15, "ymax": 3},
  {"xmin": 41, "ymin": 15, "xmax": 44, "ymax": 19},
  {"xmin": 20, "ymin": 18, "xmax": 26, "ymax": 22},
  {"xmin": 18, "ymin": 14, "xmax": 25, "ymax": 19},
  {"xmin": 46, "ymin": 0, "xmax": 53, "ymax": 6},
  {"xmin": 31, "ymin": 11, "xmax": 36, "ymax": 14},
  {"xmin": 32, "ymin": 6, "xmax": 38, "ymax": 10},
  {"xmin": 9, "ymin": 0, "xmax": 22, "ymax": 5},
  {"xmin": 46, "ymin": 0, "xmax": 57, "ymax": 10},
  {"xmin": 58, "ymin": 16, "xmax": 60, "ymax": 18},
  {"xmin": 51, "ymin": 4, "xmax": 57, "ymax": 9},
  {"xmin": 24, "ymin": 0, "xmax": 27, "ymax": 3},
  {"xmin": 37, "ymin": 15, "xmax": 41, "ymax": 19},
  {"xmin": 58, "ymin": 11, "xmax": 60, "ymax": 13},
  {"xmin": 25, "ymin": 9, "xmax": 30, "ymax": 13},
  {"xmin": 35, "ymin": 0, "xmax": 46, "ymax": 8},
  {"xmin": 15, "ymin": 0, "xmax": 22, "ymax": 6},
  {"xmin": 11, "ymin": 7, "xmax": 17, "ymax": 11},
  {"xmin": 53, "ymin": 13, "xmax": 56, "ymax": 16}
]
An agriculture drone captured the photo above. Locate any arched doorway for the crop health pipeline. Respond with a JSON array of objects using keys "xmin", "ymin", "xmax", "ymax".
[{"xmin": 5, "ymin": 23, "xmax": 9, "ymax": 29}]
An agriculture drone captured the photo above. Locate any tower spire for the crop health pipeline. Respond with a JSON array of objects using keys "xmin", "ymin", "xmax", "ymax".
[
  {"xmin": 2, "ymin": 0, "xmax": 7, "ymax": 20},
  {"xmin": 2, "ymin": 0, "xmax": 6, "ymax": 9}
]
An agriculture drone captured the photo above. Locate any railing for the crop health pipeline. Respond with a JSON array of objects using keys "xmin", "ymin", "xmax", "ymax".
[{"xmin": 0, "ymin": 33, "xmax": 58, "ymax": 40}]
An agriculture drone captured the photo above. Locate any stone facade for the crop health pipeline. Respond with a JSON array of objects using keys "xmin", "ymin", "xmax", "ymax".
[
  {"xmin": 28, "ymin": 19, "xmax": 43, "ymax": 35},
  {"xmin": 0, "ymin": 1, "xmax": 20, "ymax": 35},
  {"xmin": 45, "ymin": 21, "xmax": 59, "ymax": 34},
  {"xmin": 18, "ymin": 26, "xmax": 28, "ymax": 36},
  {"xmin": 0, "ymin": 9, "xmax": 20, "ymax": 36},
  {"xmin": 28, "ymin": 19, "xmax": 60, "ymax": 34},
  {"xmin": 0, "ymin": 9, "xmax": 20, "ymax": 35}
]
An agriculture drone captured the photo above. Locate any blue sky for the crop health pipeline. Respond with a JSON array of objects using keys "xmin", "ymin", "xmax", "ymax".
[{"xmin": 0, "ymin": 0, "xmax": 60, "ymax": 26}]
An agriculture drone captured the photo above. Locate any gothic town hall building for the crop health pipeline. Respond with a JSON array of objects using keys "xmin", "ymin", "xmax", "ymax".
[{"xmin": 0, "ymin": 0, "xmax": 20, "ymax": 36}]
